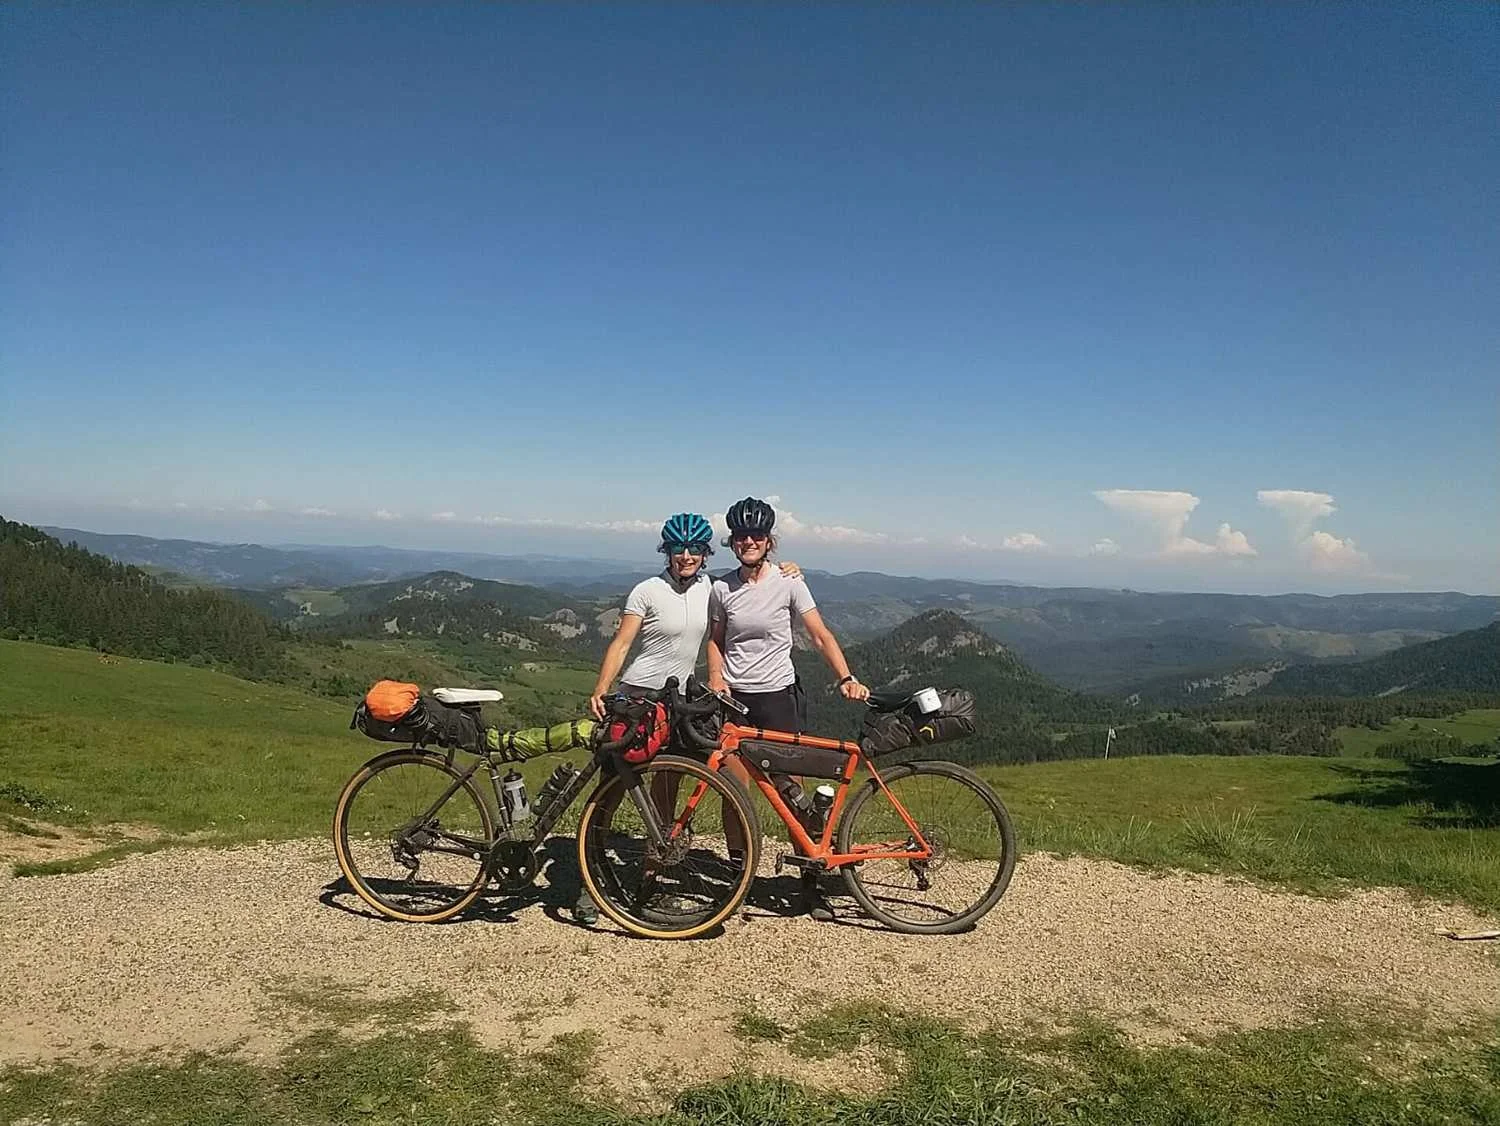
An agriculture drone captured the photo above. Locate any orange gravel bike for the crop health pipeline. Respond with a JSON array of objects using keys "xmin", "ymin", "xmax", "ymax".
[{"xmin": 577, "ymin": 678, "xmax": 1017, "ymax": 939}]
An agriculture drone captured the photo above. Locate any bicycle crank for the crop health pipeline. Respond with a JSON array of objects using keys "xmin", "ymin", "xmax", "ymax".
[{"xmin": 487, "ymin": 839, "xmax": 540, "ymax": 892}]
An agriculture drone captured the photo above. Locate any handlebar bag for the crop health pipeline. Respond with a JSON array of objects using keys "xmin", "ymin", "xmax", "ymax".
[{"xmin": 605, "ymin": 696, "xmax": 671, "ymax": 764}]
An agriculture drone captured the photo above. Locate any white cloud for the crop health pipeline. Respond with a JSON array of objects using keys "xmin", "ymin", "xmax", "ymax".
[
  {"xmin": 1001, "ymin": 532, "xmax": 1047, "ymax": 551},
  {"xmin": 172, "ymin": 501, "xmax": 190, "ymax": 510},
  {"xmin": 1257, "ymin": 490, "xmax": 1336, "ymax": 538},
  {"xmin": 299, "ymin": 506, "xmax": 336, "ymax": 518},
  {"xmin": 463, "ymin": 512, "xmax": 657, "ymax": 534},
  {"xmin": 1214, "ymin": 522, "xmax": 1257, "ymax": 557},
  {"xmin": 1258, "ymin": 488, "xmax": 1381, "ymax": 574},
  {"xmin": 1093, "ymin": 489, "xmax": 1254, "ymax": 560},
  {"xmin": 1305, "ymin": 530, "xmax": 1372, "ymax": 572},
  {"xmin": 579, "ymin": 518, "xmax": 659, "ymax": 534},
  {"xmin": 246, "ymin": 499, "xmax": 273, "ymax": 513},
  {"xmin": 431, "ymin": 511, "xmax": 458, "ymax": 522},
  {"xmin": 955, "ymin": 534, "xmax": 982, "ymax": 549},
  {"xmin": 1089, "ymin": 537, "xmax": 1120, "ymax": 557},
  {"xmin": 763, "ymin": 502, "xmax": 890, "ymax": 545},
  {"xmin": 373, "ymin": 508, "xmax": 400, "ymax": 521}
]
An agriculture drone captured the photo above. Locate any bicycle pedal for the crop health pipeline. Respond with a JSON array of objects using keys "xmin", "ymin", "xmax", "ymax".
[{"xmin": 775, "ymin": 853, "xmax": 819, "ymax": 873}]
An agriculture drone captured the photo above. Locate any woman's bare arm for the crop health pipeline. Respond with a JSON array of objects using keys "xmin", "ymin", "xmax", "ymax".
[{"xmin": 590, "ymin": 613, "xmax": 643, "ymax": 719}]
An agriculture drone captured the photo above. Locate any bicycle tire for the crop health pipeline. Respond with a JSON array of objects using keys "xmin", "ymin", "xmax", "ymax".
[
  {"xmin": 835, "ymin": 759, "xmax": 1016, "ymax": 935},
  {"xmin": 577, "ymin": 754, "xmax": 761, "ymax": 940},
  {"xmin": 333, "ymin": 750, "xmax": 495, "ymax": 923}
]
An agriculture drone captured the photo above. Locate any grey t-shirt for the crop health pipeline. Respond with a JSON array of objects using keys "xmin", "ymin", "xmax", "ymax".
[
  {"xmin": 618, "ymin": 570, "xmax": 712, "ymax": 690},
  {"xmin": 709, "ymin": 565, "xmax": 817, "ymax": 692}
]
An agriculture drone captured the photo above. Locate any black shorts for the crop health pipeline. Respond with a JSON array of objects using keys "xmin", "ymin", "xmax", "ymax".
[{"xmin": 731, "ymin": 679, "xmax": 806, "ymax": 735}]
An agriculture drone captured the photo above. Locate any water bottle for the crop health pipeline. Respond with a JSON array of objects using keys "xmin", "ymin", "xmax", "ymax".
[
  {"xmin": 778, "ymin": 778, "xmax": 812, "ymax": 818},
  {"xmin": 533, "ymin": 762, "xmax": 578, "ymax": 818},
  {"xmin": 807, "ymin": 784, "xmax": 837, "ymax": 835},
  {"xmin": 501, "ymin": 769, "xmax": 531, "ymax": 824}
]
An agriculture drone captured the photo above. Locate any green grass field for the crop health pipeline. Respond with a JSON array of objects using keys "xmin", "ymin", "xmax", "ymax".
[
  {"xmin": 0, "ymin": 640, "xmax": 591, "ymax": 852},
  {"xmin": 282, "ymin": 586, "xmax": 348, "ymax": 617},
  {"xmin": 3, "ymin": 638, "xmax": 1498, "ymax": 911},
  {"xmin": 284, "ymin": 635, "xmax": 597, "ymax": 723},
  {"xmin": 1335, "ymin": 709, "xmax": 1500, "ymax": 757}
]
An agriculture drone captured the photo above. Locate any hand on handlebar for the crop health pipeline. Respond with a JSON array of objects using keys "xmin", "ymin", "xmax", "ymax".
[{"xmin": 839, "ymin": 677, "xmax": 870, "ymax": 702}]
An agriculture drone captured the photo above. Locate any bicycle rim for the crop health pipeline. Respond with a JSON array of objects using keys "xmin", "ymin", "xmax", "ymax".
[
  {"xmin": 836, "ymin": 760, "xmax": 1016, "ymax": 934},
  {"xmin": 578, "ymin": 755, "xmax": 759, "ymax": 939},
  {"xmin": 334, "ymin": 752, "xmax": 494, "ymax": 923}
]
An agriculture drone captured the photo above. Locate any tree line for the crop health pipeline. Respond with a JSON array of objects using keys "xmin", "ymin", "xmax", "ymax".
[{"xmin": 0, "ymin": 518, "xmax": 290, "ymax": 680}]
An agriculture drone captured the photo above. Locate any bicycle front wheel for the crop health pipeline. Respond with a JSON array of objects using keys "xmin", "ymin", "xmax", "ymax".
[
  {"xmin": 334, "ymin": 751, "xmax": 495, "ymax": 923},
  {"xmin": 836, "ymin": 759, "xmax": 1016, "ymax": 935},
  {"xmin": 577, "ymin": 754, "xmax": 760, "ymax": 940}
]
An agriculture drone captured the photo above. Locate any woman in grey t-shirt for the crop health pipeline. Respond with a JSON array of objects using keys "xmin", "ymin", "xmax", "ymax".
[{"xmin": 705, "ymin": 497, "xmax": 869, "ymax": 922}]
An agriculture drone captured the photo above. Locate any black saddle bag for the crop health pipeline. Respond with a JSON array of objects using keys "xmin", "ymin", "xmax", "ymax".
[
  {"xmin": 859, "ymin": 688, "xmax": 977, "ymax": 758},
  {"xmin": 352, "ymin": 695, "xmax": 484, "ymax": 752}
]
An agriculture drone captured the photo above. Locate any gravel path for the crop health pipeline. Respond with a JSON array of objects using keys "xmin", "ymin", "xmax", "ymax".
[{"xmin": 3, "ymin": 841, "xmax": 1497, "ymax": 1089}]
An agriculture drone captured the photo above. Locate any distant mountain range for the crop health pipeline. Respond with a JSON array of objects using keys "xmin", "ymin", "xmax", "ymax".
[
  {"xmin": 41, "ymin": 528, "xmax": 637, "ymax": 590},
  {"xmin": 43, "ymin": 525, "xmax": 1500, "ymax": 697}
]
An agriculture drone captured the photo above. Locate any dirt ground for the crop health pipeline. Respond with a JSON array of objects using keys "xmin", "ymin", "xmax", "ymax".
[{"xmin": 2, "ymin": 838, "xmax": 1496, "ymax": 1095}]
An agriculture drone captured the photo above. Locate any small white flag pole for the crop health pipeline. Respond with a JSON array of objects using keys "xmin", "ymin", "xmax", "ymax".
[{"xmin": 1104, "ymin": 727, "xmax": 1116, "ymax": 759}]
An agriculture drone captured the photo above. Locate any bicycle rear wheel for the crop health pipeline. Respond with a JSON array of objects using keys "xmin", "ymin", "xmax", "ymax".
[
  {"xmin": 835, "ymin": 759, "xmax": 1016, "ymax": 935},
  {"xmin": 577, "ymin": 754, "xmax": 760, "ymax": 939},
  {"xmin": 334, "ymin": 750, "xmax": 494, "ymax": 923}
]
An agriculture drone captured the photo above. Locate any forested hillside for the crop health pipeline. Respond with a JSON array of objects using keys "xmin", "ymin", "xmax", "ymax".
[
  {"xmin": 1259, "ymin": 623, "xmax": 1500, "ymax": 697},
  {"xmin": 304, "ymin": 571, "xmax": 611, "ymax": 655},
  {"xmin": 0, "ymin": 518, "xmax": 290, "ymax": 679}
]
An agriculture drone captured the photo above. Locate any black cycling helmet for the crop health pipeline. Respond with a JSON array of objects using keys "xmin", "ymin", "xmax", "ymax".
[{"xmin": 725, "ymin": 496, "xmax": 775, "ymax": 535}]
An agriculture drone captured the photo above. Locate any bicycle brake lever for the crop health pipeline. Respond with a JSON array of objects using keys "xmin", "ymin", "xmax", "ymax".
[{"xmin": 715, "ymin": 691, "xmax": 749, "ymax": 716}]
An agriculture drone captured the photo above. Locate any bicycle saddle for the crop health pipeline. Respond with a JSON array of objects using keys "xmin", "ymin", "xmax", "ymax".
[
  {"xmin": 431, "ymin": 688, "xmax": 503, "ymax": 706},
  {"xmin": 865, "ymin": 689, "xmax": 914, "ymax": 713}
]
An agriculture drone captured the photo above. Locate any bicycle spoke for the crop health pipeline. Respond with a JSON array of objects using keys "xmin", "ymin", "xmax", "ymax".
[
  {"xmin": 338, "ymin": 756, "xmax": 490, "ymax": 920},
  {"xmin": 840, "ymin": 765, "xmax": 1014, "ymax": 932},
  {"xmin": 583, "ymin": 758, "xmax": 755, "ymax": 933}
]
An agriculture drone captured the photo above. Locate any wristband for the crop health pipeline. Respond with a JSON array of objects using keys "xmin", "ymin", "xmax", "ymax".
[{"xmin": 836, "ymin": 675, "xmax": 856, "ymax": 688}]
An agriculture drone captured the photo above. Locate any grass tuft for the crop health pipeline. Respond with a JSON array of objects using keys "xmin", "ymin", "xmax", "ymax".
[
  {"xmin": 731, "ymin": 1010, "xmax": 789, "ymax": 1043},
  {"xmin": 11, "ymin": 838, "xmax": 178, "ymax": 878}
]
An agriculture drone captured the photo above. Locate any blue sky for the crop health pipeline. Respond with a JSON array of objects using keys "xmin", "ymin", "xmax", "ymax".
[{"xmin": 3, "ymin": 4, "xmax": 1495, "ymax": 594}]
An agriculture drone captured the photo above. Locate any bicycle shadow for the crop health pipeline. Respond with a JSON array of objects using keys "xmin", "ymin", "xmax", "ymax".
[
  {"xmin": 318, "ymin": 836, "xmax": 593, "ymax": 927},
  {"xmin": 321, "ymin": 836, "xmax": 894, "ymax": 936}
]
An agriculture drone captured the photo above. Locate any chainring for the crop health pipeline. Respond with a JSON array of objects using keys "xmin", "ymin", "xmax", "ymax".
[{"xmin": 487, "ymin": 839, "xmax": 539, "ymax": 892}]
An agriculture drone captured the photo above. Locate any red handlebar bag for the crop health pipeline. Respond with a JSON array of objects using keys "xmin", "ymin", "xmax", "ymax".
[{"xmin": 608, "ymin": 698, "xmax": 671, "ymax": 764}]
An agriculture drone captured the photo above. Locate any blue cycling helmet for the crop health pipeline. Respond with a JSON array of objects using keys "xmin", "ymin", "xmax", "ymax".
[{"xmin": 659, "ymin": 512, "xmax": 715, "ymax": 554}]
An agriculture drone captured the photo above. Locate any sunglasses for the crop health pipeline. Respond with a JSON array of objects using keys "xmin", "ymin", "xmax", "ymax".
[
  {"xmin": 731, "ymin": 530, "xmax": 770, "ymax": 543},
  {"xmin": 670, "ymin": 543, "xmax": 711, "ymax": 557}
]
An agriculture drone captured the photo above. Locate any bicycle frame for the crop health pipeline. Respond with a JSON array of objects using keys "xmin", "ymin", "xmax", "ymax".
[
  {"xmin": 672, "ymin": 722, "xmax": 936, "ymax": 868},
  {"xmin": 389, "ymin": 746, "xmax": 601, "ymax": 861}
]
